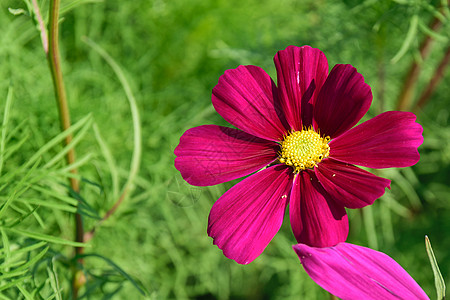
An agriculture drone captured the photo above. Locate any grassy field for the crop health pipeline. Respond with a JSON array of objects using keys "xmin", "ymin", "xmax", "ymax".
[{"xmin": 0, "ymin": 0, "xmax": 449, "ymax": 299}]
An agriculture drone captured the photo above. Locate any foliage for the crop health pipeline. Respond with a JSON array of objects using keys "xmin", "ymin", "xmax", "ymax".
[{"xmin": 0, "ymin": 0, "xmax": 449, "ymax": 298}]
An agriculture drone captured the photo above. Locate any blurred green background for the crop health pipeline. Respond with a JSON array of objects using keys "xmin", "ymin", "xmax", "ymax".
[{"xmin": 0, "ymin": 0, "xmax": 449, "ymax": 299}]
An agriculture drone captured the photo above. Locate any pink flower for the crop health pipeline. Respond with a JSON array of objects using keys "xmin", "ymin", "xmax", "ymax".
[
  {"xmin": 174, "ymin": 45, "xmax": 423, "ymax": 264},
  {"xmin": 293, "ymin": 242, "xmax": 429, "ymax": 300}
]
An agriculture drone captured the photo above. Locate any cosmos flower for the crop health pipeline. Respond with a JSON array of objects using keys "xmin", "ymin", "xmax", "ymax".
[
  {"xmin": 293, "ymin": 242, "xmax": 429, "ymax": 300},
  {"xmin": 174, "ymin": 45, "xmax": 423, "ymax": 264}
]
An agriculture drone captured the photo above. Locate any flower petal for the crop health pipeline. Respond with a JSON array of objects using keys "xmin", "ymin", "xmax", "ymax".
[
  {"xmin": 315, "ymin": 159, "xmax": 391, "ymax": 209},
  {"xmin": 293, "ymin": 242, "xmax": 429, "ymax": 300},
  {"xmin": 314, "ymin": 64, "xmax": 372, "ymax": 138},
  {"xmin": 208, "ymin": 165, "xmax": 293, "ymax": 264},
  {"xmin": 174, "ymin": 125, "xmax": 279, "ymax": 186},
  {"xmin": 289, "ymin": 171, "xmax": 348, "ymax": 247},
  {"xmin": 274, "ymin": 45, "xmax": 329, "ymax": 130},
  {"xmin": 212, "ymin": 65, "xmax": 288, "ymax": 141},
  {"xmin": 330, "ymin": 111, "xmax": 423, "ymax": 168}
]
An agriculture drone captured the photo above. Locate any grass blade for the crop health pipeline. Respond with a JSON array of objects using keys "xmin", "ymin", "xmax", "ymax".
[
  {"xmin": 82, "ymin": 36, "xmax": 142, "ymax": 204},
  {"xmin": 24, "ymin": 114, "xmax": 92, "ymax": 170},
  {"xmin": 77, "ymin": 253, "xmax": 148, "ymax": 296},
  {"xmin": 425, "ymin": 236, "xmax": 446, "ymax": 300},
  {"xmin": 391, "ymin": 14, "xmax": 419, "ymax": 63},
  {"xmin": 2, "ymin": 227, "xmax": 88, "ymax": 248},
  {"xmin": 43, "ymin": 115, "xmax": 93, "ymax": 169},
  {"xmin": 0, "ymin": 85, "xmax": 14, "ymax": 176}
]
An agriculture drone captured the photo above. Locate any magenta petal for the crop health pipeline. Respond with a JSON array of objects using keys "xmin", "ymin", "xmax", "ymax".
[
  {"xmin": 315, "ymin": 159, "xmax": 391, "ymax": 209},
  {"xmin": 174, "ymin": 125, "xmax": 279, "ymax": 186},
  {"xmin": 289, "ymin": 171, "xmax": 348, "ymax": 247},
  {"xmin": 330, "ymin": 111, "xmax": 423, "ymax": 168},
  {"xmin": 212, "ymin": 65, "xmax": 288, "ymax": 141},
  {"xmin": 314, "ymin": 64, "xmax": 372, "ymax": 138},
  {"xmin": 294, "ymin": 242, "xmax": 429, "ymax": 300},
  {"xmin": 274, "ymin": 45, "xmax": 329, "ymax": 130},
  {"xmin": 208, "ymin": 165, "xmax": 293, "ymax": 264}
]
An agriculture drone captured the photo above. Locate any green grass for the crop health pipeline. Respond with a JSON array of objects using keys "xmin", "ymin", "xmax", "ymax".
[{"xmin": 0, "ymin": 0, "xmax": 449, "ymax": 298}]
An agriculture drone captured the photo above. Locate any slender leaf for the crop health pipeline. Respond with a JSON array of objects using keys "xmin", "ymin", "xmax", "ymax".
[
  {"xmin": 17, "ymin": 284, "xmax": 34, "ymax": 300},
  {"xmin": 391, "ymin": 14, "xmax": 419, "ymax": 63},
  {"xmin": 0, "ymin": 241, "xmax": 47, "ymax": 259},
  {"xmin": 23, "ymin": 114, "xmax": 92, "ymax": 170},
  {"xmin": 43, "ymin": 115, "xmax": 93, "ymax": 169},
  {"xmin": 2, "ymin": 227, "xmax": 88, "ymax": 247},
  {"xmin": 0, "ymin": 275, "xmax": 31, "ymax": 292},
  {"xmin": 425, "ymin": 236, "xmax": 446, "ymax": 300},
  {"xmin": 15, "ymin": 197, "xmax": 77, "ymax": 213},
  {"xmin": 31, "ymin": 185, "xmax": 78, "ymax": 206},
  {"xmin": 77, "ymin": 253, "xmax": 148, "ymax": 296},
  {"xmin": 47, "ymin": 258, "xmax": 62, "ymax": 300},
  {"xmin": 83, "ymin": 36, "xmax": 142, "ymax": 204},
  {"xmin": 0, "ymin": 85, "xmax": 14, "ymax": 176},
  {"xmin": 93, "ymin": 122, "xmax": 120, "ymax": 200}
]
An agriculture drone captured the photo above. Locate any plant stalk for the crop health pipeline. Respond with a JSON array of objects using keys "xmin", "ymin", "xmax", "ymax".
[
  {"xmin": 395, "ymin": 9, "xmax": 443, "ymax": 111},
  {"xmin": 47, "ymin": 0, "xmax": 84, "ymax": 298},
  {"xmin": 413, "ymin": 47, "xmax": 450, "ymax": 113}
]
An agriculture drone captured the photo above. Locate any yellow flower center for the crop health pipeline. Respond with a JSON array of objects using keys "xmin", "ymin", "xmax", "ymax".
[{"xmin": 279, "ymin": 127, "xmax": 330, "ymax": 173}]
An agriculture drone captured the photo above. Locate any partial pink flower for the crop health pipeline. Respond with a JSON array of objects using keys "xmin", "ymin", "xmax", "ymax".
[
  {"xmin": 174, "ymin": 45, "xmax": 423, "ymax": 264},
  {"xmin": 293, "ymin": 242, "xmax": 429, "ymax": 300}
]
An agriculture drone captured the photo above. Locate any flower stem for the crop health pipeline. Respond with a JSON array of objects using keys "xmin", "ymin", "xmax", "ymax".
[
  {"xmin": 47, "ymin": 0, "xmax": 84, "ymax": 297},
  {"xmin": 413, "ymin": 47, "xmax": 450, "ymax": 113},
  {"xmin": 396, "ymin": 8, "xmax": 443, "ymax": 111},
  {"xmin": 81, "ymin": 37, "xmax": 142, "ymax": 242}
]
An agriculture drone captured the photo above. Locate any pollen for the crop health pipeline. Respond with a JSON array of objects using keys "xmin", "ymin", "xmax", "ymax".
[{"xmin": 279, "ymin": 127, "xmax": 330, "ymax": 173}]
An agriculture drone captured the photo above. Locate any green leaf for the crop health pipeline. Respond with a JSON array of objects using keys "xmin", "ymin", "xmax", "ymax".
[
  {"xmin": 8, "ymin": 8, "xmax": 27, "ymax": 16},
  {"xmin": 93, "ymin": 123, "xmax": 119, "ymax": 199},
  {"xmin": 83, "ymin": 36, "xmax": 142, "ymax": 205},
  {"xmin": 67, "ymin": 187, "xmax": 101, "ymax": 220},
  {"xmin": 47, "ymin": 257, "xmax": 63, "ymax": 300},
  {"xmin": 0, "ymin": 241, "xmax": 47, "ymax": 259},
  {"xmin": 77, "ymin": 253, "xmax": 148, "ymax": 296},
  {"xmin": 425, "ymin": 236, "xmax": 446, "ymax": 300},
  {"xmin": 23, "ymin": 114, "xmax": 92, "ymax": 170},
  {"xmin": 43, "ymin": 115, "xmax": 93, "ymax": 169},
  {"xmin": 0, "ymin": 247, "xmax": 49, "ymax": 281},
  {"xmin": 16, "ymin": 284, "xmax": 34, "ymax": 300},
  {"xmin": 0, "ymin": 158, "xmax": 41, "ymax": 219},
  {"xmin": 0, "ymin": 85, "xmax": 14, "ymax": 176},
  {"xmin": 31, "ymin": 185, "xmax": 78, "ymax": 206},
  {"xmin": 2, "ymin": 227, "xmax": 88, "ymax": 248},
  {"xmin": 1, "ymin": 229, "xmax": 11, "ymax": 266},
  {"xmin": 0, "ymin": 275, "xmax": 31, "ymax": 292},
  {"xmin": 391, "ymin": 14, "xmax": 419, "ymax": 63}
]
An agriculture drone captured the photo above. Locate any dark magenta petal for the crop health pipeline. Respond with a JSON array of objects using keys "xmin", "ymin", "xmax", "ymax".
[
  {"xmin": 330, "ymin": 111, "xmax": 423, "ymax": 168},
  {"xmin": 293, "ymin": 242, "xmax": 429, "ymax": 300},
  {"xmin": 174, "ymin": 125, "xmax": 279, "ymax": 186},
  {"xmin": 274, "ymin": 45, "xmax": 329, "ymax": 130},
  {"xmin": 314, "ymin": 64, "xmax": 372, "ymax": 138},
  {"xmin": 315, "ymin": 159, "xmax": 391, "ymax": 209},
  {"xmin": 212, "ymin": 65, "xmax": 288, "ymax": 141},
  {"xmin": 289, "ymin": 171, "xmax": 348, "ymax": 247},
  {"xmin": 207, "ymin": 165, "xmax": 293, "ymax": 264}
]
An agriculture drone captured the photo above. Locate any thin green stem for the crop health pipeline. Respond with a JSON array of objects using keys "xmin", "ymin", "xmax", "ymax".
[
  {"xmin": 396, "ymin": 4, "xmax": 444, "ymax": 111},
  {"xmin": 0, "ymin": 86, "xmax": 14, "ymax": 177},
  {"xmin": 414, "ymin": 47, "xmax": 450, "ymax": 114},
  {"xmin": 47, "ymin": 0, "xmax": 84, "ymax": 298},
  {"xmin": 82, "ymin": 37, "xmax": 142, "ymax": 241}
]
